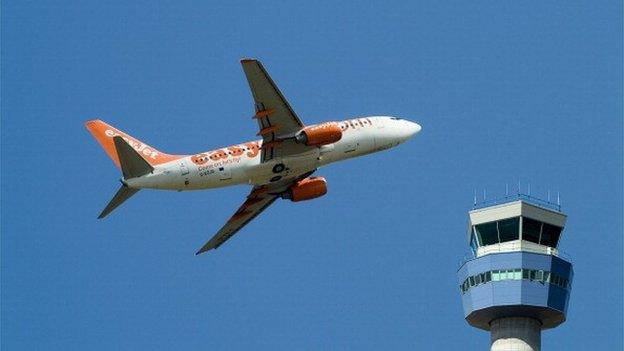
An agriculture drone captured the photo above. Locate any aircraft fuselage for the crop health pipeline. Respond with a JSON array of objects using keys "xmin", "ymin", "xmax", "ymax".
[{"xmin": 125, "ymin": 116, "xmax": 420, "ymax": 191}]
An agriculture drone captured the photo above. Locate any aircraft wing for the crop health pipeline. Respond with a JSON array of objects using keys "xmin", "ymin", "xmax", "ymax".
[
  {"xmin": 195, "ymin": 171, "xmax": 314, "ymax": 254},
  {"xmin": 241, "ymin": 59, "xmax": 309, "ymax": 162}
]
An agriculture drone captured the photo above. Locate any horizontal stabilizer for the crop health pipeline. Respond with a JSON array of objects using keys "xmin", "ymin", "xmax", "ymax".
[
  {"xmin": 98, "ymin": 185, "xmax": 140, "ymax": 219},
  {"xmin": 114, "ymin": 136, "xmax": 154, "ymax": 179}
]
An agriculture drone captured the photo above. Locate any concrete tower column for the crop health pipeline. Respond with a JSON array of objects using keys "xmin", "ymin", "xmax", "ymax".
[{"xmin": 490, "ymin": 317, "xmax": 541, "ymax": 351}]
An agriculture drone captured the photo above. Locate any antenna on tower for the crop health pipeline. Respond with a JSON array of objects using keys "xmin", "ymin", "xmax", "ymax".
[
  {"xmin": 548, "ymin": 190, "xmax": 551, "ymax": 202},
  {"xmin": 528, "ymin": 183, "xmax": 531, "ymax": 196},
  {"xmin": 473, "ymin": 189, "xmax": 477, "ymax": 206},
  {"xmin": 517, "ymin": 180, "xmax": 521, "ymax": 195},
  {"xmin": 506, "ymin": 183, "xmax": 509, "ymax": 196},
  {"xmin": 557, "ymin": 192, "xmax": 561, "ymax": 206},
  {"xmin": 483, "ymin": 189, "xmax": 486, "ymax": 202}
]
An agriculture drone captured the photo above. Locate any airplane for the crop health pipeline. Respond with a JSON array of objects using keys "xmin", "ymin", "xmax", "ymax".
[{"xmin": 85, "ymin": 59, "xmax": 422, "ymax": 255}]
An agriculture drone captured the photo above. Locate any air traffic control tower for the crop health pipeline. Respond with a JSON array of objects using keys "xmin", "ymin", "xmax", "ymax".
[{"xmin": 457, "ymin": 195, "xmax": 573, "ymax": 351}]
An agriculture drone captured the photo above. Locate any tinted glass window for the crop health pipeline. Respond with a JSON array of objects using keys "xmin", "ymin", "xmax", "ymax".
[
  {"xmin": 536, "ymin": 270, "xmax": 544, "ymax": 282},
  {"xmin": 475, "ymin": 222, "xmax": 498, "ymax": 245},
  {"xmin": 500, "ymin": 270, "xmax": 508, "ymax": 280},
  {"xmin": 540, "ymin": 223, "xmax": 562, "ymax": 247},
  {"xmin": 470, "ymin": 232, "xmax": 478, "ymax": 252},
  {"xmin": 461, "ymin": 268, "xmax": 571, "ymax": 294},
  {"xmin": 522, "ymin": 217, "xmax": 542, "ymax": 244},
  {"xmin": 543, "ymin": 271, "xmax": 551, "ymax": 283},
  {"xmin": 498, "ymin": 217, "xmax": 520, "ymax": 242},
  {"xmin": 492, "ymin": 270, "xmax": 501, "ymax": 281}
]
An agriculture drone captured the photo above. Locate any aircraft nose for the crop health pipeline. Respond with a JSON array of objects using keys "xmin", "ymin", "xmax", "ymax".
[{"xmin": 403, "ymin": 120, "xmax": 422, "ymax": 138}]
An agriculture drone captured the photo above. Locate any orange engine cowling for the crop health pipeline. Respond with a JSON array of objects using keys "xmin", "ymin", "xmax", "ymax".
[
  {"xmin": 296, "ymin": 122, "xmax": 342, "ymax": 146},
  {"xmin": 288, "ymin": 177, "xmax": 328, "ymax": 202}
]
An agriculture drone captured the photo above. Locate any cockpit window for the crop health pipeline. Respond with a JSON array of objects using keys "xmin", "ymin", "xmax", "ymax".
[{"xmin": 389, "ymin": 117, "xmax": 403, "ymax": 120}]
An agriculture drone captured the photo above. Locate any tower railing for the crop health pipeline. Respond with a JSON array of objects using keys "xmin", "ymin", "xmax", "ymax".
[
  {"xmin": 473, "ymin": 193, "xmax": 561, "ymax": 212},
  {"xmin": 458, "ymin": 244, "xmax": 573, "ymax": 268}
]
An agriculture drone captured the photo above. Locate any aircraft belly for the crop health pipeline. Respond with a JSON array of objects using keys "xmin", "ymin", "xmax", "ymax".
[{"xmin": 247, "ymin": 150, "xmax": 319, "ymax": 185}]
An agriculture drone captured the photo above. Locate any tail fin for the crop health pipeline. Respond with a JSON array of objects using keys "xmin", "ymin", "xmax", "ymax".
[
  {"xmin": 98, "ymin": 185, "xmax": 140, "ymax": 219},
  {"xmin": 85, "ymin": 119, "xmax": 181, "ymax": 219},
  {"xmin": 85, "ymin": 119, "xmax": 182, "ymax": 168}
]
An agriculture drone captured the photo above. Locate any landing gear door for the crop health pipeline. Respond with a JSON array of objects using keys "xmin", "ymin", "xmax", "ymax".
[{"xmin": 344, "ymin": 142, "xmax": 358, "ymax": 153}]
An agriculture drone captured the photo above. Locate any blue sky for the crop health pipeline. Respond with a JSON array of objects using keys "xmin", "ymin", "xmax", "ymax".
[{"xmin": 2, "ymin": 1, "xmax": 622, "ymax": 350}]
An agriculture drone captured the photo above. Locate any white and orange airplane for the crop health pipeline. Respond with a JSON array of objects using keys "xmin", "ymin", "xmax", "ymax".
[{"xmin": 86, "ymin": 59, "xmax": 421, "ymax": 254}]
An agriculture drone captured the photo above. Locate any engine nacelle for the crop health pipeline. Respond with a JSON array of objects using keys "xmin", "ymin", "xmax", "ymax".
[
  {"xmin": 287, "ymin": 177, "xmax": 328, "ymax": 202},
  {"xmin": 296, "ymin": 122, "xmax": 342, "ymax": 147}
]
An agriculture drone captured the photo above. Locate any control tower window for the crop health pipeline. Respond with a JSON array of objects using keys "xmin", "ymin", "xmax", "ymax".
[
  {"xmin": 498, "ymin": 217, "xmax": 520, "ymax": 242},
  {"xmin": 474, "ymin": 217, "xmax": 520, "ymax": 246},
  {"xmin": 522, "ymin": 217, "xmax": 542, "ymax": 244},
  {"xmin": 521, "ymin": 217, "xmax": 563, "ymax": 247},
  {"xmin": 475, "ymin": 222, "xmax": 498, "ymax": 246},
  {"xmin": 470, "ymin": 233, "xmax": 478, "ymax": 253},
  {"xmin": 541, "ymin": 223, "xmax": 562, "ymax": 247}
]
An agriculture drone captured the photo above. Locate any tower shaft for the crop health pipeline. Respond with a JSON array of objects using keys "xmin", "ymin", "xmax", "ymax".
[{"xmin": 490, "ymin": 317, "xmax": 541, "ymax": 351}]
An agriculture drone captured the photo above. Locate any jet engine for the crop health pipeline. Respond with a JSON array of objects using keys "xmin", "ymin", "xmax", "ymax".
[
  {"xmin": 285, "ymin": 177, "xmax": 328, "ymax": 202},
  {"xmin": 295, "ymin": 122, "xmax": 342, "ymax": 146}
]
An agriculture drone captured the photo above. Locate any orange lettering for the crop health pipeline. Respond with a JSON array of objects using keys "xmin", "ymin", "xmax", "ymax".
[
  {"xmin": 245, "ymin": 142, "xmax": 260, "ymax": 158},
  {"xmin": 191, "ymin": 153, "xmax": 208, "ymax": 165},
  {"xmin": 228, "ymin": 146, "xmax": 244, "ymax": 157},
  {"xmin": 209, "ymin": 149, "xmax": 228, "ymax": 161}
]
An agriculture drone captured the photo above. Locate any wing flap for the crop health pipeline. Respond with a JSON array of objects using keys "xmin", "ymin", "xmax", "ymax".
[
  {"xmin": 241, "ymin": 59, "xmax": 304, "ymax": 133},
  {"xmin": 241, "ymin": 59, "xmax": 310, "ymax": 163}
]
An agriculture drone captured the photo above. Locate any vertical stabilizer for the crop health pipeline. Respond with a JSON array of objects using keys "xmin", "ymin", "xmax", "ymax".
[{"xmin": 85, "ymin": 119, "xmax": 183, "ymax": 168}]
